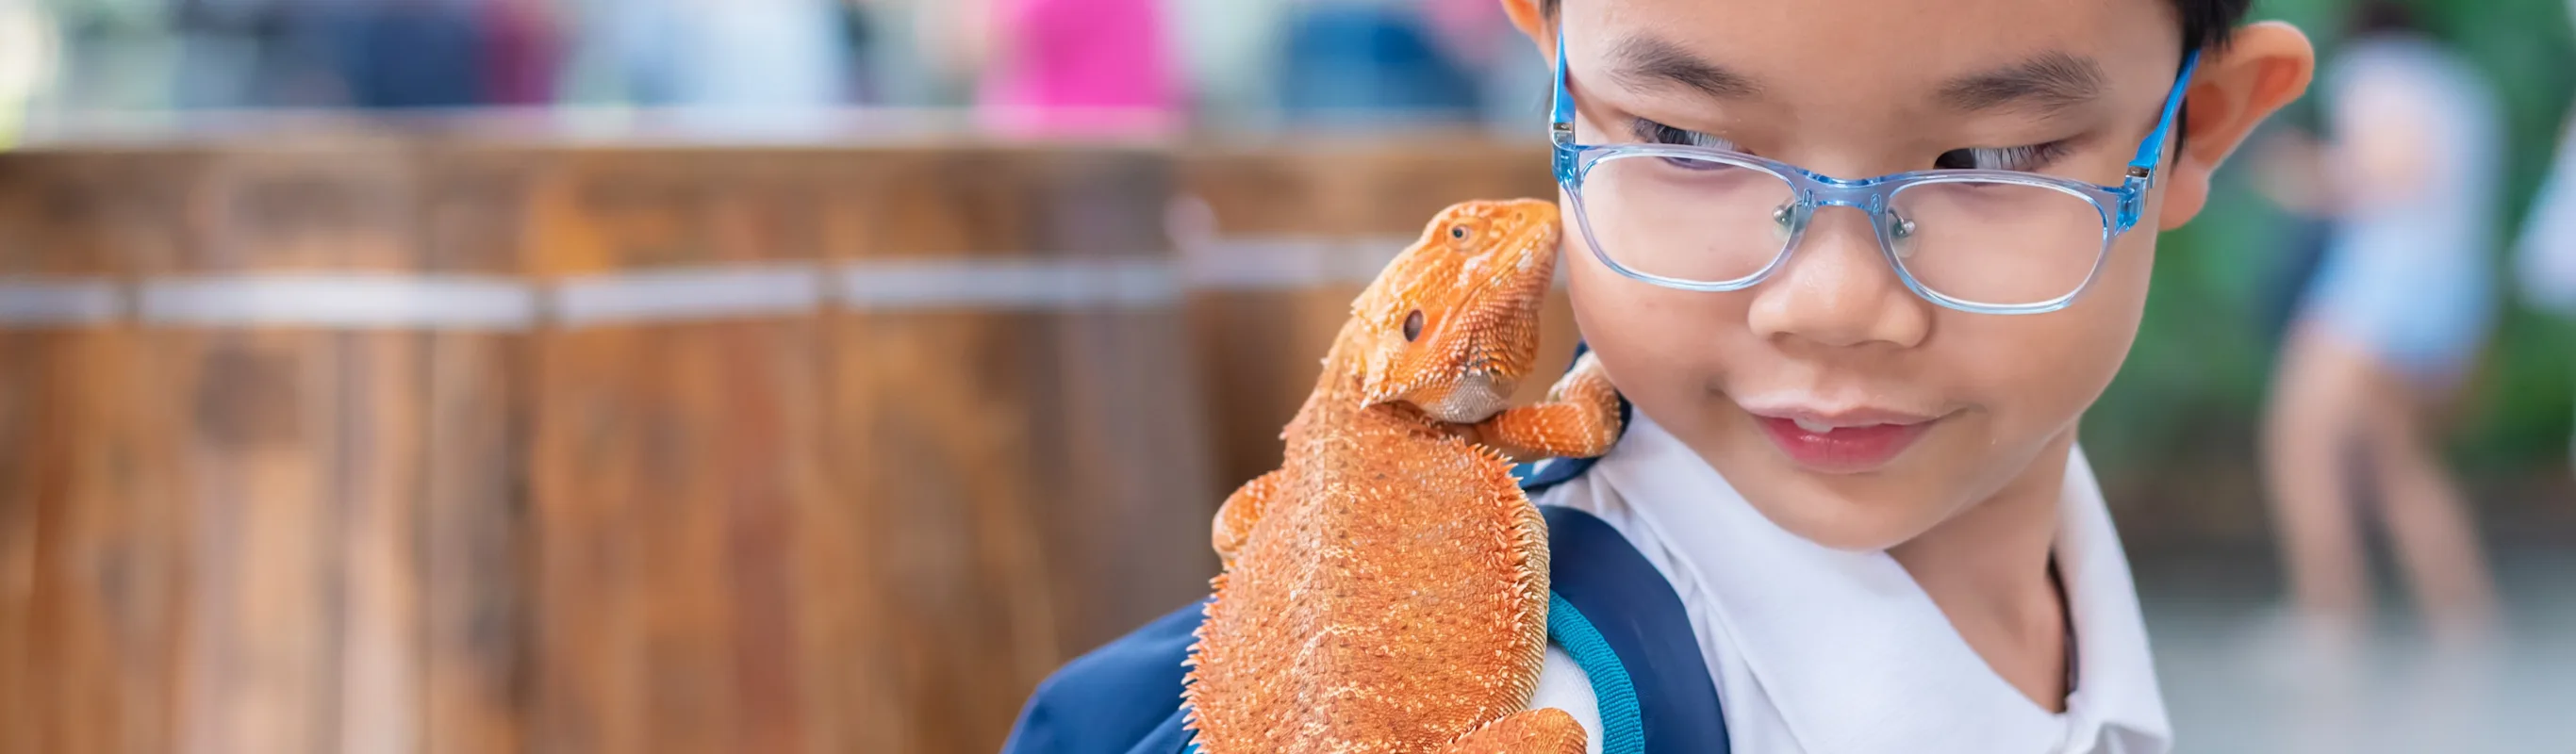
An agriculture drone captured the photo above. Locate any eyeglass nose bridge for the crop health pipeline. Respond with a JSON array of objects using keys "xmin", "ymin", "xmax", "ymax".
[{"xmin": 1771, "ymin": 179, "xmax": 1908, "ymax": 258}]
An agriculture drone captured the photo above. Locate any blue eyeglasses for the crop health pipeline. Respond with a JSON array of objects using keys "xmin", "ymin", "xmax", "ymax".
[{"xmin": 1547, "ymin": 29, "xmax": 2200, "ymax": 314}]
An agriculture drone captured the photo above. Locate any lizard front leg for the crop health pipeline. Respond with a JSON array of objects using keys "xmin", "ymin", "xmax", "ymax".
[
  {"xmin": 1471, "ymin": 352, "xmax": 1623, "ymax": 463},
  {"xmin": 1212, "ymin": 469, "xmax": 1284, "ymax": 568},
  {"xmin": 1435, "ymin": 708, "xmax": 1588, "ymax": 754}
]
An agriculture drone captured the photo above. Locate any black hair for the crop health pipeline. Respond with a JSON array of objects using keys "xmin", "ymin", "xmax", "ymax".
[
  {"xmin": 1537, "ymin": 0, "xmax": 2254, "ymax": 55},
  {"xmin": 1535, "ymin": 0, "xmax": 2249, "ymax": 154}
]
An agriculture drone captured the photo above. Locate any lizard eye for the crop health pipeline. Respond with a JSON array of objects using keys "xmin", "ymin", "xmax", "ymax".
[
  {"xmin": 1402, "ymin": 310, "xmax": 1424, "ymax": 341},
  {"xmin": 1447, "ymin": 224, "xmax": 1470, "ymax": 241}
]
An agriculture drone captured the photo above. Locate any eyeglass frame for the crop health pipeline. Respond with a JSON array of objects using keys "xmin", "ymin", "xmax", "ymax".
[{"xmin": 1546, "ymin": 28, "xmax": 2203, "ymax": 315}]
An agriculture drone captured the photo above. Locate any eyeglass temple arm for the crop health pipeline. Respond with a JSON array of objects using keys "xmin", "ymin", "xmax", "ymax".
[
  {"xmin": 2126, "ymin": 50, "xmax": 2202, "ymax": 178},
  {"xmin": 1550, "ymin": 29, "xmax": 1576, "ymax": 137}
]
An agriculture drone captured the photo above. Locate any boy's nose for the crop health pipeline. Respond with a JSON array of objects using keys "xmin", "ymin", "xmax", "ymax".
[{"xmin": 1745, "ymin": 205, "xmax": 1931, "ymax": 350}]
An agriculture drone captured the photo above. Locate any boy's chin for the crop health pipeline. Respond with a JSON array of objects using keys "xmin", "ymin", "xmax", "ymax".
[{"xmin": 1728, "ymin": 464, "xmax": 1953, "ymax": 552}]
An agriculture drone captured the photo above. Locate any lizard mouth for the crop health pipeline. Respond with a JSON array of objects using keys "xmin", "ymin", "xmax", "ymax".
[{"xmin": 1416, "ymin": 371, "xmax": 1513, "ymax": 423}]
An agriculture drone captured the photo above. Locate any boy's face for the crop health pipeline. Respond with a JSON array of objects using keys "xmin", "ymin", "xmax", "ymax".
[{"xmin": 1512, "ymin": 0, "xmax": 2310, "ymax": 549}]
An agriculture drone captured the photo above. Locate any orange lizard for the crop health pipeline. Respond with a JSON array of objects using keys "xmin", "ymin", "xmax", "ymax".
[{"xmin": 1183, "ymin": 199, "xmax": 1625, "ymax": 754}]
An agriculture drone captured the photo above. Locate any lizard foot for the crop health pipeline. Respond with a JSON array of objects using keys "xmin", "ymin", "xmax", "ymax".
[
  {"xmin": 1471, "ymin": 352, "xmax": 1624, "ymax": 462},
  {"xmin": 1434, "ymin": 708, "xmax": 1588, "ymax": 754}
]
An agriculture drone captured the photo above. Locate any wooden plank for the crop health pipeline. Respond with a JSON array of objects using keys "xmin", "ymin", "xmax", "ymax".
[
  {"xmin": 825, "ymin": 150, "xmax": 1055, "ymax": 754},
  {"xmin": 0, "ymin": 152, "xmax": 39, "ymax": 754},
  {"xmin": 692, "ymin": 155, "xmax": 828, "ymax": 754},
  {"xmin": 159, "ymin": 143, "xmax": 426, "ymax": 754},
  {"xmin": 417, "ymin": 147, "xmax": 533, "ymax": 754},
  {"xmin": 171, "ymin": 330, "xmax": 340, "ymax": 754},
  {"xmin": 1014, "ymin": 151, "xmax": 1218, "ymax": 652},
  {"xmin": 0, "ymin": 329, "xmax": 31, "ymax": 754},
  {"xmin": 802, "ymin": 152, "xmax": 921, "ymax": 754},
  {"xmin": 10, "ymin": 151, "xmax": 194, "ymax": 754},
  {"xmin": 525, "ymin": 151, "xmax": 827, "ymax": 754},
  {"xmin": 337, "ymin": 331, "xmax": 428, "ymax": 754},
  {"xmin": 528, "ymin": 323, "xmax": 650, "ymax": 754}
]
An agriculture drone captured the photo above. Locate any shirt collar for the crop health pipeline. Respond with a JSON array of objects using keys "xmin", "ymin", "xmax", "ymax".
[{"xmin": 1588, "ymin": 414, "xmax": 2171, "ymax": 754}]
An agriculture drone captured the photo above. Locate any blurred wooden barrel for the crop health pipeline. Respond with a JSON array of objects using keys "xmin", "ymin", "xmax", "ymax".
[
  {"xmin": 4, "ymin": 126, "xmax": 1237, "ymax": 754},
  {"xmin": 520, "ymin": 142, "xmax": 1217, "ymax": 754},
  {"xmin": 3, "ymin": 131, "xmax": 1367, "ymax": 754},
  {"xmin": 0, "ymin": 139, "xmax": 540, "ymax": 754},
  {"xmin": 1175, "ymin": 135, "xmax": 1580, "ymax": 492}
]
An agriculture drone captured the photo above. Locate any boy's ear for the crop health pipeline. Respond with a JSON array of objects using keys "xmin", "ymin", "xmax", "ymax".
[
  {"xmin": 1502, "ymin": 0, "xmax": 1553, "ymax": 58},
  {"xmin": 2159, "ymin": 21, "xmax": 2317, "ymax": 229}
]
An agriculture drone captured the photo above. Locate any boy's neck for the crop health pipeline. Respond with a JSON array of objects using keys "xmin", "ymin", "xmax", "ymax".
[{"xmin": 1887, "ymin": 430, "xmax": 2075, "ymax": 713}]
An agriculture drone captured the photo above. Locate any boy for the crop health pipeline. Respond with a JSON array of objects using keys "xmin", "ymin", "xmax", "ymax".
[{"xmin": 1006, "ymin": 0, "xmax": 2314, "ymax": 751}]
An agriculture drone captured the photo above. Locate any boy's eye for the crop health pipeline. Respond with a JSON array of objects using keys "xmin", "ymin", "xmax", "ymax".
[
  {"xmin": 1935, "ymin": 142, "xmax": 2072, "ymax": 172},
  {"xmin": 1630, "ymin": 118, "xmax": 1745, "ymax": 171},
  {"xmin": 1630, "ymin": 118, "xmax": 1742, "ymax": 152}
]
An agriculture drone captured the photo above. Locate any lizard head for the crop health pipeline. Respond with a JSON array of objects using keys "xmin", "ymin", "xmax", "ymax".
[{"xmin": 1353, "ymin": 198, "xmax": 1561, "ymax": 423}]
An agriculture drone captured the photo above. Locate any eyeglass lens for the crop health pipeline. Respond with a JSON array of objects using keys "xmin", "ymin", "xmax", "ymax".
[{"xmin": 1577, "ymin": 153, "xmax": 2110, "ymax": 306}]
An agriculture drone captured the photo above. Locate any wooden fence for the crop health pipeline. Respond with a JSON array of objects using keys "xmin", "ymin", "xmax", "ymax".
[{"xmin": 0, "ymin": 131, "xmax": 1565, "ymax": 754}]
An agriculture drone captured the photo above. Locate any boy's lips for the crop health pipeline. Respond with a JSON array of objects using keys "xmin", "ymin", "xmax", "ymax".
[{"xmin": 1740, "ymin": 404, "xmax": 1942, "ymax": 473}]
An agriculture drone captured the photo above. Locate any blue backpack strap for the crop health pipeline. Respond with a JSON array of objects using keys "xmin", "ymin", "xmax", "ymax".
[
  {"xmin": 1001, "ymin": 599, "xmax": 1205, "ymax": 754},
  {"xmin": 1516, "ymin": 344, "xmax": 1730, "ymax": 753},
  {"xmin": 1539, "ymin": 505, "xmax": 1730, "ymax": 754}
]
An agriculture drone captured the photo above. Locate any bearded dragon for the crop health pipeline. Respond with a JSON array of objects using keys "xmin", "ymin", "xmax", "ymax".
[{"xmin": 1183, "ymin": 199, "xmax": 1625, "ymax": 754}]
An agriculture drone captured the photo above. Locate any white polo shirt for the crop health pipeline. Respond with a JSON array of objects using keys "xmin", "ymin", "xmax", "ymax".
[{"xmin": 1524, "ymin": 414, "xmax": 2172, "ymax": 754}]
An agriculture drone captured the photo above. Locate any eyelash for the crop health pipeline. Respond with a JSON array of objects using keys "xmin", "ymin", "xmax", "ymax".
[
  {"xmin": 1629, "ymin": 117, "xmax": 2073, "ymax": 172},
  {"xmin": 1631, "ymin": 118, "xmax": 1742, "ymax": 153},
  {"xmin": 1935, "ymin": 143, "xmax": 2073, "ymax": 172}
]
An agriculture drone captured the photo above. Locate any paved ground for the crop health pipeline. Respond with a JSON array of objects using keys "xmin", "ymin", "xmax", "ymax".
[{"xmin": 2137, "ymin": 549, "xmax": 2576, "ymax": 753}]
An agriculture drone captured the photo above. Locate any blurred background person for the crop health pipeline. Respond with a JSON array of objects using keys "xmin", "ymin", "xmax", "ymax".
[
  {"xmin": 477, "ymin": 0, "xmax": 560, "ymax": 107},
  {"xmin": 1274, "ymin": 0, "xmax": 1478, "ymax": 125},
  {"xmin": 2248, "ymin": 100, "xmax": 2337, "ymax": 356},
  {"xmin": 0, "ymin": 0, "xmax": 56, "ymax": 143},
  {"xmin": 166, "ymin": 0, "xmax": 555, "ymax": 111},
  {"xmin": 168, "ymin": 0, "xmax": 278, "ymax": 108},
  {"xmin": 953, "ymin": 0, "xmax": 1180, "ymax": 137},
  {"xmin": 558, "ymin": 0, "xmax": 851, "ymax": 124},
  {"xmin": 1415, "ymin": 0, "xmax": 1548, "ymax": 127},
  {"xmin": 2260, "ymin": 0, "xmax": 2506, "ymax": 648},
  {"xmin": 300, "ymin": 0, "xmax": 492, "ymax": 110},
  {"xmin": 1166, "ymin": 0, "xmax": 1291, "ymax": 128}
]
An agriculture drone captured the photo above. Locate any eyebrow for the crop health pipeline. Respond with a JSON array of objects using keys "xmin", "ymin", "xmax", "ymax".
[
  {"xmin": 1938, "ymin": 52, "xmax": 2106, "ymax": 113},
  {"xmin": 1607, "ymin": 35, "xmax": 1760, "ymax": 100}
]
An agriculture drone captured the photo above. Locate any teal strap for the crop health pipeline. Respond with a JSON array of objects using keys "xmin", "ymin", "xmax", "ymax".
[{"xmin": 1548, "ymin": 593, "xmax": 1646, "ymax": 754}]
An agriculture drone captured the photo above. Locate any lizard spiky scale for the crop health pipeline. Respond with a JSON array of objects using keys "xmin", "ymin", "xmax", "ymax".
[{"xmin": 1185, "ymin": 200, "xmax": 1624, "ymax": 754}]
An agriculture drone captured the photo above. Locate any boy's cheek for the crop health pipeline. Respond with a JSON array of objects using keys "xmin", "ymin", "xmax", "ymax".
[{"xmin": 1561, "ymin": 244, "xmax": 1748, "ymax": 450}]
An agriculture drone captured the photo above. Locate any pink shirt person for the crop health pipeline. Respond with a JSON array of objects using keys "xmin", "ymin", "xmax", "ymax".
[{"xmin": 975, "ymin": 0, "xmax": 1181, "ymax": 138}]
